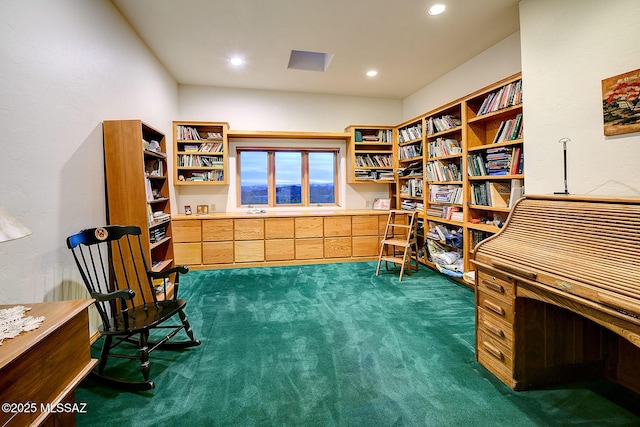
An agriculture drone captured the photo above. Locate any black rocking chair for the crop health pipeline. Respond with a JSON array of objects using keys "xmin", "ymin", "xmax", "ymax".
[{"xmin": 66, "ymin": 225, "xmax": 200, "ymax": 391}]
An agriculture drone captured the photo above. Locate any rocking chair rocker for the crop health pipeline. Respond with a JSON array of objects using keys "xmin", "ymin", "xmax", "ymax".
[{"xmin": 66, "ymin": 225, "xmax": 200, "ymax": 391}]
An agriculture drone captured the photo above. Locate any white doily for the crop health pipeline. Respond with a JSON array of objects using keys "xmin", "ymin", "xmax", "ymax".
[{"xmin": 0, "ymin": 305, "xmax": 45, "ymax": 345}]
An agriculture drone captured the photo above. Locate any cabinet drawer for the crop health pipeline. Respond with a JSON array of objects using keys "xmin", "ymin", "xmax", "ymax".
[
  {"xmin": 352, "ymin": 236, "xmax": 380, "ymax": 257},
  {"xmin": 203, "ymin": 241, "xmax": 233, "ymax": 264},
  {"xmin": 234, "ymin": 240, "xmax": 264, "ymax": 263},
  {"xmin": 324, "ymin": 216, "xmax": 351, "ymax": 237},
  {"xmin": 174, "ymin": 242, "xmax": 202, "ymax": 265},
  {"xmin": 477, "ymin": 329, "xmax": 514, "ymax": 387},
  {"xmin": 477, "ymin": 270, "xmax": 514, "ymax": 303},
  {"xmin": 295, "ymin": 217, "xmax": 323, "ymax": 238},
  {"xmin": 477, "ymin": 306, "xmax": 513, "ymax": 348},
  {"xmin": 202, "ymin": 219, "xmax": 233, "ymax": 241},
  {"xmin": 265, "ymin": 218, "xmax": 294, "ymax": 239},
  {"xmin": 173, "ymin": 220, "xmax": 202, "ymax": 243},
  {"xmin": 235, "ymin": 219, "xmax": 265, "ymax": 240},
  {"xmin": 265, "ymin": 239, "xmax": 295, "ymax": 261},
  {"xmin": 295, "ymin": 238, "xmax": 323, "ymax": 259},
  {"xmin": 352, "ymin": 215, "xmax": 378, "ymax": 236},
  {"xmin": 324, "ymin": 237, "xmax": 352, "ymax": 258},
  {"xmin": 478, "ymin": 291, "xmax": 514, "ymax": 324}
]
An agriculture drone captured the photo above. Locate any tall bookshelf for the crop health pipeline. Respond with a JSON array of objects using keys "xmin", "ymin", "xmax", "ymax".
[
  {"xmin": 423, "ymin": 102, "xmax": 465, "ymax": 272},
  {"xmin": 391, "ymin": 72, "xmax": 524, "ymax": 285},
  {"xmin": 103, "ymin": 119, "xmax": 174, "ymax": 300},
  {"xmin": 173, "ymin": 121, "xmax": 229, "ymax": 185},
  {"xmin": 463, "ymin": 74, "xmax": 524, "ymax": 274},
  {"xmin": 345, "ymin": 125, "xmax": 395, "ymax": 183}
]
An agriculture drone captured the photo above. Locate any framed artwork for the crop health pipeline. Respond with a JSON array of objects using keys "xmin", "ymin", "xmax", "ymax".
[
  {"xmin": 602, "ymin": 68, "xmax": 640, "ymax": 136},
  {"xmin": 372, "ymin": 198, "xmax": 391, "ymax": 210}
]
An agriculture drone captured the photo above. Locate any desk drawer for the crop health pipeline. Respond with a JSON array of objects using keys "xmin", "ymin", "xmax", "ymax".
[
  {"xmin": 478, "ymin": 291, "xmax": 514, "ymax": 324},
  {"xmin": 477, "ymin": 306, "xmax": 513, "ymax": 348},
  {"xmin": 478, "ymin": 328, "xmax": 513, "ymax": 373},
  {"xmin": 477, "ymin": 270, "xmax": 514, "ymax": 304}
]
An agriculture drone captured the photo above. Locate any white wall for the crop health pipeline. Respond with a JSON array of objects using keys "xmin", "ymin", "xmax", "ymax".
[
  {"xmin": 0, "ymin": 0, "xmax": 178, "ymax": 304},
  {"xmin": 403, "ymin": 32, "xmax": 522, "ymax": 121},
  {"xmin": 176, "ymin": 85, "xmax": 402, "ymax": 211},
  {"xmin": 520, "ymin": 0, "xmax": 640, "ymax": 196}
]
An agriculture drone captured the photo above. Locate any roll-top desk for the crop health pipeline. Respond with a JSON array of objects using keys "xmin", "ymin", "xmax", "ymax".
[{"xmin": 472, "ymin": 195, "xmax": 640, "ymax": 394}]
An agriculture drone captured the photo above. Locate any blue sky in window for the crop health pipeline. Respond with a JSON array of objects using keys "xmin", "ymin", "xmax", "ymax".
[{"xmin": 241, "ymin": 151, "xmax": 335, "ymax": 185}]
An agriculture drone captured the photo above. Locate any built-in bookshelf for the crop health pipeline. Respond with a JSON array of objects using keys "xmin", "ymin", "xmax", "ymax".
[
  {"xmin": 345, "ymin": 125, "xmax": 395, "ymax": 183},
  {"xmin": 463, "ymin": 73, "xmax": 524, "ymax": 275},
  {"xmin": 396, "ymin": 119, "xmax": 424, "ymax": 213},
  {"xmin": 173, "ymin": 121, "xmax": 229, "ymax": 185},
  {"xmin": 389, "ymin": 72, "xmax": 524, "ymax": 285}
]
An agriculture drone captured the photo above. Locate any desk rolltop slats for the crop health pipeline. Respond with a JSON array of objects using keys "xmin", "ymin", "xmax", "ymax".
[{"xmin": 474, "ymin": 195, "xmax": 640, "ymax": 315}]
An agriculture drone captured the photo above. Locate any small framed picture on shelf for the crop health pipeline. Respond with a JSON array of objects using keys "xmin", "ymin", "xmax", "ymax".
[
  {"xmin": 184, "ymin": 205, "xmax": 192, "ymax": 215},
  {"xmin": 373, "ymin": 198, "xmax": 391, "ymax": 210}
]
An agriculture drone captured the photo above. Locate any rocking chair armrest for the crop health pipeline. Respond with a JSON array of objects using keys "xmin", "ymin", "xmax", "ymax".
[
  {"xmin": 148, "ymin": 265, "xmax": 189, "ymax": 279},
  {"xmin": 91, "ymin": 289, "xmax": 136, "ymax": 302}
]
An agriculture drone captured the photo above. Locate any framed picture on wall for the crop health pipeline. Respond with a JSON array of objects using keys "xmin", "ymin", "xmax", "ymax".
[
  {"xmin": 372, "ymin": 198, "xmax": 391, "ymax": 210},
  {"xmin": 602, "ymin": 68, "xmax": 640, "ymax": 136}
]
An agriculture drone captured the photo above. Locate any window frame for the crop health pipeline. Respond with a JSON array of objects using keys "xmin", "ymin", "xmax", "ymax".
[{"xmin": 236, "ymin": 147, "xmax": 339, "ymax": 208}]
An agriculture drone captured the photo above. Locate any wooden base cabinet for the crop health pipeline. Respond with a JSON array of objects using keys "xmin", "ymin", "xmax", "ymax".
[{"xmin": 171, "ymin": 211, "xmax": 388, "ymax": 268}]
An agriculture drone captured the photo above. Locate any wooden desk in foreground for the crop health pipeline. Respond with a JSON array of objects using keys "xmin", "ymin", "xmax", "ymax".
[{"xmin": 0, "ymin": 299, "xmax": 97, "ymax": 426}]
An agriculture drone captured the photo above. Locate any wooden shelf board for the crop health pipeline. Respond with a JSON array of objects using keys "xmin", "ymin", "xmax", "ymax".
[
  {"xmin": 228, "ymin": 130, "xmax": 349, "ymax": 140},
  {"xmin": 468, "ymin": 139, "xmax": 524, "ymax": 152}
]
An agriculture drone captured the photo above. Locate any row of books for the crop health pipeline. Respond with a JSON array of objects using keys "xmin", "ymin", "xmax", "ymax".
[
  {"xmin": 425, "ymin": 160, "xmax": 462, "ymax": 182},
  {"xmin": 354, "ymin": 129, "xmax": 393, "ymax": 143},
  {"xmin": 427, "ymin": 138, "xmax": 462, "ymax": 158},
  {"xmin": 398, "ymin": 123, "xmax": 423, "ymax": 143},
  {"xmin": 426, "ymin": 115, "xmax": 462, "ymax": 135},
  {"xmin": 176, "ymin": 125, "xmax": 223, "ymax": 141},
  {"xmin": 177, "ymin": 155, "xmax": 223, "ymax": 167},
  {"xmin": 425, "ymin": 206, "xmax": 462, "ymax": 222},
  {"xmin": 401, "ymin": 200, "xmax": 421, "ymax": 211},
  {"xmin": 398, "ymin": 143, "xmax": 422, "ymax": 160},
  {"xmin": 182, "ymin": 170, "xmax": 224, "ymax": 182},
  {"xmin": 400, "ymin": 178, "xmax": 423, "ymax": 197},
  {"xmin": 492, "ymin": 113, "xmax": 523, "ymax": 144},
  {"xmin": 354, "ymin": 170, "xmax": 394, "ymax": 181},
  {"xmin": 429, "ymin": 184, "xmax": 463, "ymax": 204},
  {"xmin": 354, "ymin": 153, "xmax": 392, "ymax": 168},
  {"xmin": 181, "ymin": 142, "xmax": 224, "ymax": 153},
  {"xmin": 470, "ymin": 179, "xmax": 523, "ymax": 208},
  {"xmin": 476, "ymin": 79, "xmax": 522, "ymax": 116},
  {"xmin": 149, "ymin": 226, "xmax": 167, "ymax": 243},
  {"xmin": 467, "ymin": 146, "xmax": 522, "ymax": 176}
]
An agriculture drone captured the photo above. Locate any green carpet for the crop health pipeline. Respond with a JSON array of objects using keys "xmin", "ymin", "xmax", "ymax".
[{"xmin": 75, "ymin": 262, "xmax": 640, "ymax": 426}]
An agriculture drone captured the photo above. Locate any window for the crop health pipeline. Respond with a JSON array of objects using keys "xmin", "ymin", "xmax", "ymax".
[{"xmin": 238, "ymin": 148, "xmax": 338, "ymax": 207}]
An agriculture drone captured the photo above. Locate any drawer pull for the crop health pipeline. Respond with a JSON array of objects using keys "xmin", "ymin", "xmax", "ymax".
[
  {"xmin": 483, "ymin": 300, "xmax": 505, "ymax": 316},
  {"xmin": 483, "ymin": 341, "xmax": 504, "ymax": 361},
  {"xmin": 482, "ymin": 279, "xmax": 504, "ymax": 294},
  {"xmin": 482, "ymin": 321, "xmax": 505, "ymax": 338}
]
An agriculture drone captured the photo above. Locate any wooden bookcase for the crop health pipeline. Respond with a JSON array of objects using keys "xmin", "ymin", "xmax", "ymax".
[
  {"xmin": 102, "ymin": 120, "xmax": 174, "ymax": 298},
  {"xmin": 345, "ymin": 125, "xmax": 395, "ymax": 183},
  {"xmin": 173, "ymin": 121, "xmax": 229, "ymax": 185},
  {"xmin": 390, "ymin": 72, "xmax": 524, "ymax": 285}
]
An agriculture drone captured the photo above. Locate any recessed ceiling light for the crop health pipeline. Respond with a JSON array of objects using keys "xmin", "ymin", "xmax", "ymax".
[
  {"xmin": 366, "ymin": 70, "xmax": 378, "ymax": 77},
  {"xmin": 427, "ymin": 4, "xmax": 446, "ymax": 15},
  {"xmin": 230, "ymin": 57, "xmax": 244, "ymax": 66}
]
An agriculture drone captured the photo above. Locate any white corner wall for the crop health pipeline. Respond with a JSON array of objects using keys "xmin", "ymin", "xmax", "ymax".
[
  {"xmin": 0, "ymin": 0, "xmax": 178, "ymax": 304},
  {"xmin": 402, "ymin": 32, "xmax": 522, "ymax": 120},
  {"xmin": 176, "ymin": 86, "xmax": 403, "ymax": 211},
  {"xmin": 520, "ymin": 0, "xmax": 640, "ymax": 196}
]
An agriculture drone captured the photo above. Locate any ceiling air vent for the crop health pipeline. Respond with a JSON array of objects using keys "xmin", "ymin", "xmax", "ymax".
[{"xmin": 287, "ymin": 50, "xmax": 334, "ymax": 72}]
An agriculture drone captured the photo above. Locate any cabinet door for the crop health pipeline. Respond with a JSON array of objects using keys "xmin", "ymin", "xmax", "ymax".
[
  {"xmin": 173, "ymin": 220, "xmax": 202, "ymax": 242},
  {"xmin": 174, "ymin": 243, "xmax": 202, "ymax": 265},
  {"xmin": 265, "ymin": 239, "xmax": 295, "ymax": 261},
  {"xmin": 295, "ymin": 217, "xmax": 323, "ymax": 238},
  {"xmin": 235, "ymin": 241, "xmax": 265, "ymax": 262},
  {"xmin": 352, "ymin": 215, "xmax": 379, "ymax": 236},
  {"xmin": 323, "ymin": 216, "xmax": 351, "ymax": 237},
  {"xmin": 203, "ymin": 241, "xmax": 233, "ymax": 264},
  {"xmin": 235, "ymin": 219, "xmax": 265, "ymax": 240},
  {"xmin": 324, "ymin": 237, "xmax": 352, "ymax": 258},
  {"xmin": 203, "ymin": 219, "xmax": 233, "ymax": 241},
  {"xmin": 295, "ymin": 238, "xmax": 323, "ymax": 259},
  {"xmin": 265, "ymin": 218, "xmax": 295, "ymax": 239},
  {"xmin": 352, "ymin": 236, "xmax": 380, "ymax": 257}
]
